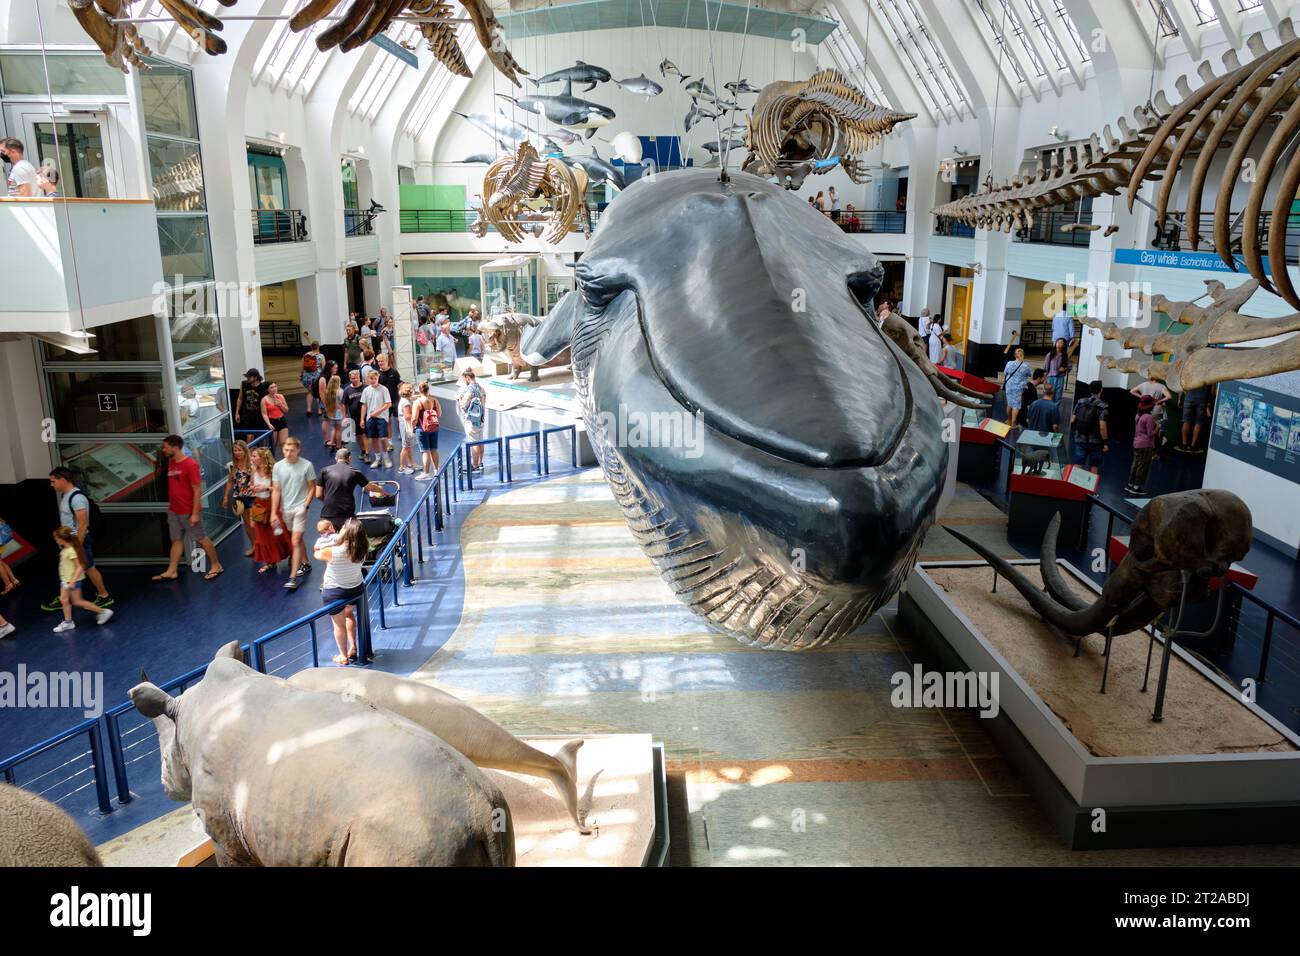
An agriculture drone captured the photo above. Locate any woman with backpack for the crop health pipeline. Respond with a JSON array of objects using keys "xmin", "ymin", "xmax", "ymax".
[
  {"xmin": 413, "ymin": 382, "xmax": 442, "ymax": 479},
  {"xmin": 301, "ymin": 342, "xmax": 323, "ymax": 416},
  {"xmin": 1002, "ymin": 346, "xmax": 1032, "ymax": 429}
]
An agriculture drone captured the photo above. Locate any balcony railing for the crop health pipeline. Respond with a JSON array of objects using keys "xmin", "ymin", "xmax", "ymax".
[
  {"xmin": 832, "ymin": 209, "xmax": 906, "ymax": 234},
  {"xmin": 934, "ymin": 215, "xmax": 976, "ymax": 238},
  {"xmin": 1014, "ymin": 208, "xmax": 1093, "ymax": 247},
  {"xmin": 344, "ymin": 208, "xmax": 375, "ymax": 237},
  {"xmin": 400, "ymin": 207, "xmax": 604, "ymax": 235},
  {"xmin": 251, "ymin": 208, "xmax": 308, "ymax": 244},
  {"xmin": 1152, "ymin": 210, "xmax": 1300, "ymax": 266}
]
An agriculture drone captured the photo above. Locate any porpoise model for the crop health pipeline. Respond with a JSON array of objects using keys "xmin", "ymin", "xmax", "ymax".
[
  {"xmin": 615, "ymin": 73, "xmax": 664, "ymax": 96},
  {"xmin": 562, "ymin": 147, "xmax": 626, "ymax": 190}
]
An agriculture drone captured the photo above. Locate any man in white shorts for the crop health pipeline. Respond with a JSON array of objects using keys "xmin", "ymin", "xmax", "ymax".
[{"xmin": 272, "ymin": 436, "xmax": 317, "ymax": 591}]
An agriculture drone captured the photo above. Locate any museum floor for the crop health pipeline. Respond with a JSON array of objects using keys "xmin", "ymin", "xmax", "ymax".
[{"xmin": 6, "ymin": 398, "xmax": 1300, "ymax": 863}]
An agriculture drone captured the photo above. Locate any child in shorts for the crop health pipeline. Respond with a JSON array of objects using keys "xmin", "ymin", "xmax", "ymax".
[{"xmin": 52, "ymin": 526, "xmax": 113, "ymax": 632}]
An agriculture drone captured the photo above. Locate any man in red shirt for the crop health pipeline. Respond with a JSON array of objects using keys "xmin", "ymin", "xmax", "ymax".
[{"xmin": 153, "ymin": 435, "xmax": 224, "ymax": 582}]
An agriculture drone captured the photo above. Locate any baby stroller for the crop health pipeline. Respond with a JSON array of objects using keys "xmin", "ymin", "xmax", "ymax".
[{"xmin": 356, "ymin": 481, "xmax": 402, "ymax": 582}]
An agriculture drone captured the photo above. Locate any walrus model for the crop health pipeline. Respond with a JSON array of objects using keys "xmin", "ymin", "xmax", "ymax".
[{"xmin": 130, "ymin": 642, "xmax": 515, "ymax": 866}]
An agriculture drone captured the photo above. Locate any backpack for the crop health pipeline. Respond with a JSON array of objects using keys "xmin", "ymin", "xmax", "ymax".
[
  {"xmin": 1074, "ymin": 397, "xmax": 1101, "ymax": 440},
  {"xmin": 465, "ymin": 388, "xmax": 485, "ymax": 427},
  {"xmin": 66, "ymin": 487, "xmax": 104, "ymax": 538},
  {"xmin": 420, "ymin": 401, "xmax": 440, "ymax": 431},
  {"xmin": 302, "ymin": 352, "xmax": 319, "ymax": 374}
]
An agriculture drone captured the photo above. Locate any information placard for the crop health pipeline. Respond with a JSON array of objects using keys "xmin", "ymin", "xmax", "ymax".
[
  {"xmin": 1211, "ymin": 379, "xmax": 1300, "ymax": 482},
  {"xmin": 391, "ymin": 285, "xmax": 416, "ymax": 383}
]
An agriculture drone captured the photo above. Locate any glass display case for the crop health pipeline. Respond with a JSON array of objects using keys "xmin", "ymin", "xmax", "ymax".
[
  {"xmin": 1011, "ymin": 428, "xmax": 1067, "ymax": 480},
  {"xmin": 481, "ymin": 256, "xmax": 537, "ymax": 317}
]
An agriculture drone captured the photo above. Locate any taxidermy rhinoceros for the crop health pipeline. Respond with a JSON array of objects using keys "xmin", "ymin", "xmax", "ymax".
[{"xmin": 130, "ymin": 642, "xmax": 515, "ymax": 866}]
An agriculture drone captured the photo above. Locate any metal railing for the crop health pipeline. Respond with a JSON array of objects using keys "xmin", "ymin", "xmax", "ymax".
[
  {"xmin": 251, "ymin": 209, "xmax": 308, "ymax": 244},
  {"xmin": 344, "ymin": 208, "xmax": 375, "ymax": 237},
  {"xmin": 832, "ymin": 209, "xmax": 906, "ymax": 234},
  {"xmin": 399, "ymin": 207, "xmax": 604, "ymax": 235},
  {"xmin": 934, "ymin": 215, "xmax": 975, "ymax": 238},
  {"xmin": 0, "ymin": 434, "xmax": 581, "ymax": 817},
  {"xmin": 1014, "ymin": 208, "xmax": 1093, "ymax": 247},
  {"xmin": 1151, "ymin": 210, "xmax": 1300, "ymax": 266}
]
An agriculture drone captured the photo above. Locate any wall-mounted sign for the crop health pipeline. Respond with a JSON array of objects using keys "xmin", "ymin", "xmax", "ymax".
[
  {"xmin": 1211, "ymin": 380, "xmax": 1300, "ymax": 481},
  {"xmin": 362, "ymin": 265, "xmax": 378, "ymax": 276},
  {"xmin": 1113, "ymin": 248, "xmax": 1273, "ymax": 275},
  {"xmin": 97, "ymin": 393, "xmax": 118, "ymax": 412}
]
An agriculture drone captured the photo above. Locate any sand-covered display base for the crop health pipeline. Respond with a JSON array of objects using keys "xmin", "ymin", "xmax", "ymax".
[{"xmin": 924, "ymin": 565, "xmax": 1296, "ymax": 759}]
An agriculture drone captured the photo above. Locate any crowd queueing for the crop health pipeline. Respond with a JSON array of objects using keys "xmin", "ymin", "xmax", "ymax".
[{"xmin": 0, "ymin": 304, "xmax": 491, "ymax": 646}]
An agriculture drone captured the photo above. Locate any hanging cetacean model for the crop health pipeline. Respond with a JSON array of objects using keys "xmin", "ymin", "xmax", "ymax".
[
  {"xmin": 472, "ymin": 140, "xmax": 591, "ymax": 244},
  {"xmin": 68, "ymin": 0, "xmax": 525, "ymax": 84},
  {"xmin": 742, "ymin": 69, "xmax": 917, "ymax": 189}
]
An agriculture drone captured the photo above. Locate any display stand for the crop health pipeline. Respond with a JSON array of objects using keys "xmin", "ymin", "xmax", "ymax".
[
  {"xmin": 958, "ymin": 413, "xmax": 1010, "ymax": 485},
  {"xmin": 1007, "ymin": 430, "xmax": 1094, "ymax": 547}
]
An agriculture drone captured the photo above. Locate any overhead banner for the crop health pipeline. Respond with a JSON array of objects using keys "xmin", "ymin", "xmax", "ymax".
[{"xmin": 1211, "ymin": 380, "xmax": 1300, "ymax": 481}]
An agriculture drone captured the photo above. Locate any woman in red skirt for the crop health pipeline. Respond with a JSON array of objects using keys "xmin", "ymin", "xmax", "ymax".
[{"xmin": 249, "ymin": 447, "xmax": 293, "ymax": 573}]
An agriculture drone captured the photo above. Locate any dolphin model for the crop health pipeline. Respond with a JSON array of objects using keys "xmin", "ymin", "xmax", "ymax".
[
  {"xmin": 615, "ymin": 73, "xmax": 664, "ymax": 97},
  {"xmin": 684, "ymin": 102, "xmax": 718, "ymax": 132},
  {"xmin": 287, "ymin": 668, "xmax": 590, "ymax": 833},
  {"xmin": 499, "ymin": 92, "xmax": 615, "ymax": 136},
  {"xmin": 453, "ymin": 109, "xmax": 533, "ymax": 150},
  {"xmin": 683, "ymin": 78, "xmax": 716, "ymax": 99},
  {"xmin": 452, "ymin": 153, "xmax": 495, "ymax": 164},
  {"xmin": 520, "ymin": 169, "xmax": 989, "ymax": 650},
  {"xmin": 700, "ymin": 138, "xmax": 747, "ymax": 154},
  {"xmin": 532, "ymin": 60, "xmax": 611, "ymax": 94},
  {"xmin": 725, "ymin": 79, "xmax": 763, "ymax": 95},
  {"xmin": 562, "ymin": 147, "xmax": 626, "ymax": 190},
  {"xmin": 659, "ymin": 58, "xmax": 684, "ymax": 79}
]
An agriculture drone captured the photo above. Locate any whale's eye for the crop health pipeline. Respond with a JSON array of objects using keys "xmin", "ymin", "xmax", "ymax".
[
  {"xmin": 575, "ymin": 260, "xmax": 627, "ymax": 311},
  {"xmin": 846, "ymin": 265, "xmax": 884, "ymax": 312}
]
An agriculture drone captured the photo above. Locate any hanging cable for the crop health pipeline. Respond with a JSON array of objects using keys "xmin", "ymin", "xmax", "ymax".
[
  {"xmin": 720, "ymin": 0, "xmax": 755, "ymax": 173},
  {"xmin": 985, "ymin": 0, "xmax": 1010, "ymax": 193}
]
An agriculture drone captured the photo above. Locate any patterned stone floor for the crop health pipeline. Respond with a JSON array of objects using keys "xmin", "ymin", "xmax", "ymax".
[{"xmin": 412, "ymin": 472, "xmax": 1300, "ymax": 866}]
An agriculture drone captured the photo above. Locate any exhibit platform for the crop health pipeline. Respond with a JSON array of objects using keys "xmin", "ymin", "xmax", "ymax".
[
  {"xmin": 98, "ymin": 734, "xmax": 669, "ymax": 867},
  {"xmin": 901, "ymin": 559, "xmax": 1300, "ymax": 850},
  {"xmin": 428, "ymin": 365, "xmax": 595, "ymax": 468}
]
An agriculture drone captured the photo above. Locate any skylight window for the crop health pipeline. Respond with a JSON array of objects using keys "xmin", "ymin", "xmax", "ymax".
[
  {"xmin": 1190, "ymin": 0, "xmax": 1220, "ymax": 24},
  {"xmin": 1052, "ymin": 0, "xmax": 1090, "ymax": 62},
  {"xmin": 870, "ymin": 0, "xmax": 972, "ymax": 121}
]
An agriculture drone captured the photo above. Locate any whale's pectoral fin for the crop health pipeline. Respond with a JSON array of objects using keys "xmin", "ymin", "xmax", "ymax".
[{"xmin": 521, "ymin": 291, "xmax": 579, "ymax": 366}]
